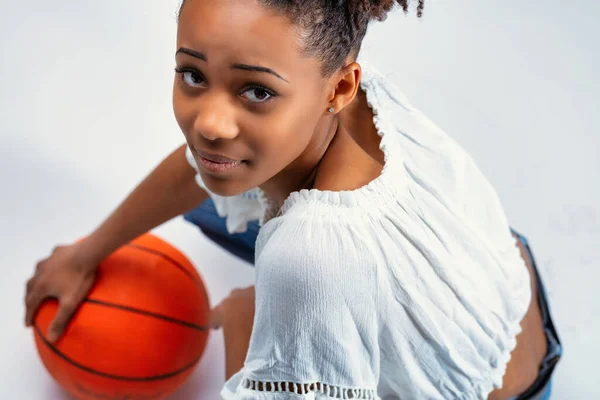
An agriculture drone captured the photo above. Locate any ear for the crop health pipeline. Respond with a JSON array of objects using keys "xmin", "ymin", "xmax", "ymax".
[{"xmin": 325, "ymin": 62, "xmax": 362, "ymax": 114}]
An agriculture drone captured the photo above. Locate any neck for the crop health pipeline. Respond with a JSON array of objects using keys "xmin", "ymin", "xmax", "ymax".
[{"xmin": 259, "ymin": 117, "xmax": 339, "ymax": 206}]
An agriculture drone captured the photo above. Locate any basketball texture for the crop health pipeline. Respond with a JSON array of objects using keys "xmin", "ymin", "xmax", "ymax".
[{"xmin": 33, "ymin": 233, "xmax": 211, "ymax": 400}]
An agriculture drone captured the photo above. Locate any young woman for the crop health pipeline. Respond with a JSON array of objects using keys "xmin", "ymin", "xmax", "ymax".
[{"xmin": 24, "ymin": 0, "xmax": 561, "ymax": 398}]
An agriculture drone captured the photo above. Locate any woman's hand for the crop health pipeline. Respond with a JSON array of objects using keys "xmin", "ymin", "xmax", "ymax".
[
  {"xmin": 210, "ymin": 286, "xmax": 256, "ymax": 380},
  {"xmin": 24, "ymin": 243, "xmax": 98, "ymax": 342}
]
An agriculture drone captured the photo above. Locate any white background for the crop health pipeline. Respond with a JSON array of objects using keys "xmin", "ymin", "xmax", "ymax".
[{"xmin": 1, "ymin": 0, "xmax": 598, "ymax": 398}]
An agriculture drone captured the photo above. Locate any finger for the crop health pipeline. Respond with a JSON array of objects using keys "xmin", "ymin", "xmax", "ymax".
[
  {"xmin": 25, "ymin": 278, "xmax": 36, "ymax": 301},
  {"xmin": 25, "ymin": 291, "xmax": 44, "ymax": 327},
  {"xmin": 47, "ymin": 298, "xmax": 78, "ymax": 342},
  {"xmin": 209, "ymin": 306, "xmax": 223, "ymax": 330}
]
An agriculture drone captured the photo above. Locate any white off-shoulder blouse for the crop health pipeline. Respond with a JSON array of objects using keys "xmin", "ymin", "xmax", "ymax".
[{"xmin": 185, "ymin": 60, "xmax": 531, "ymax": 400}]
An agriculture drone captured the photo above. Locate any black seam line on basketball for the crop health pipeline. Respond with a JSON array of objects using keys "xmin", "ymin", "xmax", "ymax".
[
  {"xmin": 33, "ymin": 324, "xmax": 201, "ymax": 382},
  {"xmin": 83, "ymin": 298, "xmax": 209, "ymax": 332},
  {"xmin": 126, "ymin": 243, "xmax": 202, "ymax": 286}
]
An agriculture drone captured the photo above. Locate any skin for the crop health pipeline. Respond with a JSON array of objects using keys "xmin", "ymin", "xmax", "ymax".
[{"xmin": 176, "ymin": 0, "xmax": 547, "ymax": 398}]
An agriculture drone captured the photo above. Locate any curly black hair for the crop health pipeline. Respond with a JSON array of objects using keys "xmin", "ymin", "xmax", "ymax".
[{"xmin": 179, "ymin": 0, "xmax": 424, "ymax": 76}]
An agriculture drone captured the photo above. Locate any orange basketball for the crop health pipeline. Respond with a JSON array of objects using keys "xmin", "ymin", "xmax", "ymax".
[{"xmin": 33, "ymin": 233, "xmax": 211, "ymax": 400}]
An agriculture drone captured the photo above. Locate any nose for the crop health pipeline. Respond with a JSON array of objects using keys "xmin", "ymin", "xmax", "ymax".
[{"xmin": 193, "ymin": 93, "xmax": 239, "ymax": 141}]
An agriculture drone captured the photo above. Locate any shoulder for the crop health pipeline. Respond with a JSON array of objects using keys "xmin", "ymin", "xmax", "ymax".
[
  {"xmin": 253, "ymin": 201, "xmax": 386, "ymax": 303},
  {"xmin": 256, "ymin": 200, "xmax": 372, "ymax": 266}
]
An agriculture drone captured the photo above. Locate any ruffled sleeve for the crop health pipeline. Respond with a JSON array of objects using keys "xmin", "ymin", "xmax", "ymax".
[{"xmin": 220, "ymin": 205, "xmax": 382, "ymax": 399}]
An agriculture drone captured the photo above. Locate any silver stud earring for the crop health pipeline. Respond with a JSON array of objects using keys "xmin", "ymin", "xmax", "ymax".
[{"xmin": 328, "ymin": 107, "xmax": 335, "ymax": 113}]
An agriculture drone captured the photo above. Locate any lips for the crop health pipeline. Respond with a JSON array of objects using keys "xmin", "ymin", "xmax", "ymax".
[
  {"xmin": 193, "ymin": 148, "xmax": 244, "ymax": 174},
  {"xmin": 194, "ymin": 149, "xmax": 241, "ymax": 164}
]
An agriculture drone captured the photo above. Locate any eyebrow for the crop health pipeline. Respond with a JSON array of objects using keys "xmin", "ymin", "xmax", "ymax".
[
  {"xmin": 230, "ymin": 63, "xmax": 288, "ymax": 83},
  {"xmin": 176, "ymin": 47, "xmax": 289, "ymax": 83},
  {"xmin": 176, "ymin": 47, "xmax": 207, "ymax": 61}
]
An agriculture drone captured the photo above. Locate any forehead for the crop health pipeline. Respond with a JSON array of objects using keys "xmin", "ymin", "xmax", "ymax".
[{"xmin": 177, "ymin": 0, "xmax": 309, "ymax": 73}]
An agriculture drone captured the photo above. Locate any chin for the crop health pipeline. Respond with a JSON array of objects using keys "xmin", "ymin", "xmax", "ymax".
[{"xmin": 200, "ymin": 173, "xmax": 251, "ymax": 197}]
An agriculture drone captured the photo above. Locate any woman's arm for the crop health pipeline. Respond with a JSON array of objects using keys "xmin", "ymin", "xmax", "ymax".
[
  {"xmin": 25, "ymin": 143, "xmax": 210, "ymax": 341},
  {"xmin": 78, "ymin": 143, "xmax": 208, "ymax": 265}
]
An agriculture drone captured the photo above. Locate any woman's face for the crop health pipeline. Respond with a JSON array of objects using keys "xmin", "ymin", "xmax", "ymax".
[{"xmin": 173, "ymin": 0, "xmax": 336, "ymax": 197}]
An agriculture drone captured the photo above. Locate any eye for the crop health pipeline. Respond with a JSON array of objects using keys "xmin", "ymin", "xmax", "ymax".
[
  {"xmin": 241, "ymin": 85, "xmax": 276, "ymax": 103},
  {"xmin": 175, "ymin": 67, "xmax": 206, "ymax": 88}
]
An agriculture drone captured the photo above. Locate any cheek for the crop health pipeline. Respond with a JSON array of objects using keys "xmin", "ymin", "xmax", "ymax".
[{"xmin": 248, "ymin": 110, "xmax": 318, "ymax": 163}]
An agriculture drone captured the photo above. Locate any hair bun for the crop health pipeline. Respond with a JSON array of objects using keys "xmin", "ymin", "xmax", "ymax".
[{"xmin": 353, "ymin": 0, "xmax": 424, "ymax": 20}]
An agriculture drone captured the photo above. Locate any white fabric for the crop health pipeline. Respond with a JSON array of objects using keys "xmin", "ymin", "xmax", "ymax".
[{"xmin": 186, "ymin": 60, "xmax": 532, "ymax": 400}]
